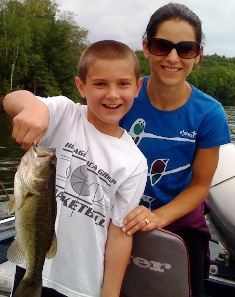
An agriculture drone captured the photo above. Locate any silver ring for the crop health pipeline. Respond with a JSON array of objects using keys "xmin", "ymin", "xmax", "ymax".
[{"xmin": 144, "ymin": 218, "xmax": 150, "ymax": 225}]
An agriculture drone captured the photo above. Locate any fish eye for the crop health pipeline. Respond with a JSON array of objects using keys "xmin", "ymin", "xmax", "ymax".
[{"xmin": 50, "ymin": 160, "xmax": 56, "ymax": 168}]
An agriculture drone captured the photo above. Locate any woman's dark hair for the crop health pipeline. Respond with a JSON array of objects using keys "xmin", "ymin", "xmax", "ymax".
[{"xmin": 144, "ymin": 3, "xmax": 204, "ymax": 44}]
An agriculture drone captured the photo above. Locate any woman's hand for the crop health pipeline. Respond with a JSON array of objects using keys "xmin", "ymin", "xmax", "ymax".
[{"xmin": 121, "ymin": 205, "xmax": 159, "ymax": 235}]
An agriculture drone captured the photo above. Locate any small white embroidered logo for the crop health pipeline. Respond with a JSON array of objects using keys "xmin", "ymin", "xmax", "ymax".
[{"xmin": 180, "ymin": 130, "xmax": 197, "ymax": 139}]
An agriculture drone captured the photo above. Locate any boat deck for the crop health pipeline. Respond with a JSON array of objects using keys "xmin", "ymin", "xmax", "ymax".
[
  {"xmin": 1, "ymin": 218, "xmax": 235, "ymax": 297},
  {"xmin": 0, "ymin": 261, "xmax": 14, "ymax": 297},
  {"xmin": 0, "ymin": 238, "xmax": 233, "ymax": 297},
  {"xmin": 0, "ymin": 218, "xmax": 15, "ymax": 297}
]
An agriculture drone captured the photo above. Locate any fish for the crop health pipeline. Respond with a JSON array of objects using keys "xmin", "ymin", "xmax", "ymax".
[{"xmin": 6, "ymin": 145, "xmax": 57, "ymax": 297}]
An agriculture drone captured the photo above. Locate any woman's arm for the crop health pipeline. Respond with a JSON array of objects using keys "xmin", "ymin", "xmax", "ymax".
[
  {"xmin": 122, "ymin": 147, "xmax": 219, "ymax": 235},
  {"xmin": 102, "ymin": 222, "xmax": 132, "ymax": 297},
  {"xmin": 3, "ymin": 90, "xmax": 49, "ymax": 150}
]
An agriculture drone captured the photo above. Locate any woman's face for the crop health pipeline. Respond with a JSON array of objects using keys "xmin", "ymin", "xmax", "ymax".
[{"xmin": 143, "ymin": 19, "xmax": 201, "ymax": 88}]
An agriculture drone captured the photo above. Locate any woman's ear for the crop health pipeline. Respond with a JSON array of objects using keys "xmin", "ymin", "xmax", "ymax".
[
  {"xmin": 195, "ymin": 45, "xmax": 204, "ymax": 64},
  {"xmin": 142, "ymin": 40, "xmax": 150, "ymax": 59},
  {"xmin": 75, "ymin": 77, "xmax": 86, "ymax": 98}
]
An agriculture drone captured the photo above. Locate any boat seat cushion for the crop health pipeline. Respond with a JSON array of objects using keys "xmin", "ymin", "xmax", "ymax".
[{"xmin": 121, "ymin": 229, "xmax": 191, "ymax": 297}]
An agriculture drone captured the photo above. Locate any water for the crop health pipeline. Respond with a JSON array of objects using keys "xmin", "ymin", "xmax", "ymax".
[
  {"xmin": 0, "ymin": 112, "xmax": 23, "ymax": 219},
  {"xmin": 0, "ymin": 107, "xmax": 235, "ymax": 220},
  {"xmin": 226, "ymin": 106, "xmax": 235, "ymax": 138}
]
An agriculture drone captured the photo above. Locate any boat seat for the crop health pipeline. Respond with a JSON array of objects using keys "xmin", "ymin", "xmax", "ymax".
[{"xmin": 121, "ymin": 229, "xmax": 191, "ymax": 297}]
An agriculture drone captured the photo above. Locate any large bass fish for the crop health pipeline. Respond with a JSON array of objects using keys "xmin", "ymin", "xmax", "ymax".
[{"xmin": 6, "ymin": 145, "xmax": 57, "ymax": 297}]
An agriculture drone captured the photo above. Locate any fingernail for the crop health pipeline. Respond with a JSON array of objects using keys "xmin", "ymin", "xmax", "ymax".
[
  {"xmin": 127, "ymin": 231, "xmax": 132, "ymax": 236},
  {"xmin": 122, "ymin": 227, "xmax": 126, "ymax": 232}
]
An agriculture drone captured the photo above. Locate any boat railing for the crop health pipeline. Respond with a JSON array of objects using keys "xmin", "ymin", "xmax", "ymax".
[{"xmin": 0, "ymin": 217, "xmax": 15, "ymax": 243}]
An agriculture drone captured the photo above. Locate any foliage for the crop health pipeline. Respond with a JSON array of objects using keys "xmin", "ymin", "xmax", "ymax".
[
  {"xmin": 188, "ymin": 55, "xmax": 235, "ymax": 106},
  {"xmin": 0, "ymin": 0, "xmax": 89, "ymax": 102},
  {"xmin": 0, "ymin": 1, "xmax": 234, "ymax": 106},
  {"xmin": 135, "ymin": 50, "xmax": 150, "ymax": 77},
  {"xmin": 137, "ymin": 52, "xmax": 235, "ymax": 106}
]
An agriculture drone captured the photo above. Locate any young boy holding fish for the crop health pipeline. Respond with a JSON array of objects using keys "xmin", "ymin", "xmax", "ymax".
[{"xmin": 3, "ymin": 40, "xmax": 147, "ymax": 297}]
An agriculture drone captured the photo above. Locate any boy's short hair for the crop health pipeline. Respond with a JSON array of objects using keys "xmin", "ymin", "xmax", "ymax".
[{"xmin": 78, "ymin": 40, "xmax": 140, "ymax": 83}]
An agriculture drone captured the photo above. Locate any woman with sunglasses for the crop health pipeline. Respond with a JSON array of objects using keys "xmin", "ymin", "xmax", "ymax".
[{"xmin": 121, "ymin": 3, "xmax": 231, "ymax": 297}]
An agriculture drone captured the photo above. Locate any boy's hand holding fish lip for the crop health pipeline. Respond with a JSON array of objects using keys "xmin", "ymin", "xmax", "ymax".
[
  {"xmin": 6, "ymin": 145, "xmax": 57, "ymax": 297},
  {"xmin": 7, "ymin": 91, "xmax": 50, "ymax": 151}
]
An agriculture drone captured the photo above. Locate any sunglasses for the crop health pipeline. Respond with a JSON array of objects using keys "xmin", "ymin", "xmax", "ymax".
[{"xmin": 147, "ymin": 38, "xmax": 201, "ymax": 59}]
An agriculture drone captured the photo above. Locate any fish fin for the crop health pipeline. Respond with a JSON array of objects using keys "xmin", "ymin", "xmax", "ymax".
[
  {"xmin": 5, "ymin": 193, "xmax": 28, "ymax": 215},
  {"xmin": 7, "ymin": 238, "xmax": 25, "ymax": 264},
  {"xmin": 13, "ymin": 277, "xmax": 42, "ymax": 297},
  {"xmin": 46, "ymin": 233, "xmax": 57, "ymax": 259},
  {"xmin": 17, "ymin": 194, "xmax": 29, "ymax": 210},
  {"xmin": 5, "ymin": 195, "xmax": 16, "ymax": 215}
]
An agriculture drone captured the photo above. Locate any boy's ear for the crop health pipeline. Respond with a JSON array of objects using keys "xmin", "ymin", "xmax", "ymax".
[
  {"xmin": 135, "ymin": 77, "xmax": 143, "ymax": 98},
  {"xmin": 75, "ymin": 77, "xmax": 86, "ymax": 98}
]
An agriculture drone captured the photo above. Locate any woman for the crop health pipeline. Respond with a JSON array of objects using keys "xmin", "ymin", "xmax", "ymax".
[{"xmin": 120, "ymin": 3, "xmax": 231, "ymax": 297}]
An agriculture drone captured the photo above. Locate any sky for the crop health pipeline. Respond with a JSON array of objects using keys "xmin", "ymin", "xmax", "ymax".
[{"xmin": 56, "ymin": 0, "xmax": 235, "ymax": 58}]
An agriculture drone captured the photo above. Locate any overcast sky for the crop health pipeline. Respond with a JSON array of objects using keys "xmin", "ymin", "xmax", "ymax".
[{"xmin": 56, "ymin": 0, "xmax": 235, "ymax": 57}]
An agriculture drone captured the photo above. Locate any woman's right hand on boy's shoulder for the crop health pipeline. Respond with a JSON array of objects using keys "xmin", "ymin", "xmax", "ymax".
[{"xmin": 12, "ymin": 104, "xmax": 49, "ymax": 151}]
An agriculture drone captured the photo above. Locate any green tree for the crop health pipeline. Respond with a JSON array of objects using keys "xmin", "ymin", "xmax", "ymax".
[
  {"xmin": 0, "ymin": 0, "xmax": 32, "ymax": 93},
  {"xmin": 135, "ymin": 50, "xmax": 150, "ymax": 77},
  {"xmin": 135, "ymin": 52, "xmax": 235, "ymax": 106},
  {"xmin": 188, "ymin": 56, "xmax": 235, "ymax": 105},
  {"xmin": 0, "ymin": 0, "xmax": 89, "ymax": 102}
]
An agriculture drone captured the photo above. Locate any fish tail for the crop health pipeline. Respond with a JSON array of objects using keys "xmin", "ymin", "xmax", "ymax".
[{"xmin": 13, "ymin": 278, "xmax": 42, "ymax": 297}]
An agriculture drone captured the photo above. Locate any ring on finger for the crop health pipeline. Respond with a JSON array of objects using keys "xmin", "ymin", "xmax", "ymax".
[{"xmin": 144, "ymin": 218, "xmax": 150, "ymax": 225}]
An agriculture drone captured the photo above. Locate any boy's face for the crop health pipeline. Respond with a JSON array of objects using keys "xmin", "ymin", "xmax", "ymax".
[{"xmin": 75, "ymin": 59, "xmax": 142, "ymax": 135}]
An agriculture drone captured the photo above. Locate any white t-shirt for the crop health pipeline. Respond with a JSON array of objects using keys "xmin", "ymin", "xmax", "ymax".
[{"xmin": 37, "ymin": 96, "xmax": 147, "ymax": 297}]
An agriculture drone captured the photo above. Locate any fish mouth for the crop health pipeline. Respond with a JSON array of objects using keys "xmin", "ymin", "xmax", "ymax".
[{"xmin": 32, "ymin": 145, "xmax": 56, "ymax": 157}]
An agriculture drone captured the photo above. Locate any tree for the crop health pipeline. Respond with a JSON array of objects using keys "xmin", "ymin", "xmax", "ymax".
[
  {"xmin": 188, "ymin": 56, "xmax": 235, "ymax": 105},
  {"xmin": 0, "ymin": 0, "xmax": 89, "ymax": 101}
]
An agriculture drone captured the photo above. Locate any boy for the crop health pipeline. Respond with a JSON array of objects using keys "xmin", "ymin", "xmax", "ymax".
[{"xmin": 3, "ymin": 40, "xmax": 147, "ymax": 297}]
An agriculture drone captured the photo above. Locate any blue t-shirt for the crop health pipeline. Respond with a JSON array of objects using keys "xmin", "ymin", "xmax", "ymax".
[{"xmin": 121, "ymin": 76, "xmax": 231, "ymax": 210}]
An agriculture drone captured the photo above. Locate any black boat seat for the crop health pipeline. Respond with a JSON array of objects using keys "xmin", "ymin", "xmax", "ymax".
[{"xmin": 121, "ymin": 228, "xmax": 191, "ymax": 297}]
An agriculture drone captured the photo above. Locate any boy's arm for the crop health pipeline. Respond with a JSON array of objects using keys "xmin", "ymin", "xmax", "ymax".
[
  {"xmin": 3, "ymin": 90, "xmax": 49, "ymax": 150},
  {"xmin": 102, "ymin": 222, "xmax": 132, "ymax": 297}
]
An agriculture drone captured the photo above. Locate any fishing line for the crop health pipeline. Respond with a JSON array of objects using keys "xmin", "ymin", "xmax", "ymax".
[{"xmin": 0, "ymin": 179, "xmax": 10, "ymax": 201}]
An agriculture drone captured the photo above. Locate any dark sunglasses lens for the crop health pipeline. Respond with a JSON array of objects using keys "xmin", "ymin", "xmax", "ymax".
[
  {"xmin": 148, "ymin": 39, "xmax": 200, "ymax": 59},
  {"xmin": 148, "ymin": 39, "xmax": 172, "ymax": 56},
  {"xmin": 177, "ymin": 42, "xmax": 200, "ymax": 58}
]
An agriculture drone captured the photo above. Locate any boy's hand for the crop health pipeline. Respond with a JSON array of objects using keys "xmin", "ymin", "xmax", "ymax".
[
  {"xmin": 12, "ymin": 104, "xmax": 49, "ymax": 151},
  {"xmin": 3, "ymin": 90, "xmax": 50, "ymax": 150}
]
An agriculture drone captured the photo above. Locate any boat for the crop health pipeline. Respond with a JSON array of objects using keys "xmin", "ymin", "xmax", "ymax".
[
  {"xmin": 121, "ymin": 143, "xmax": 235, "ymax": 297},
  {"xmin": 1, "ymin": 143, "xmax": 235, "ymax": 296},
  {"xmin": 0, "ymin": 217, "xmax": 15, "ymax": 297},
  {"xmin": 206, "ymin": 143, "xmax": 235, "ymax": 296}
]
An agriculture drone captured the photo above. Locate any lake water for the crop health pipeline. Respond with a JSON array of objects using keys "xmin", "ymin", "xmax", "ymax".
[
  {"xmin": 0, "ymin": 113, "xmax": 23, "ymax": 218},
  {"xmin": 0, "ymin": 106, "xmax": 235, "ymax": 220}
]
